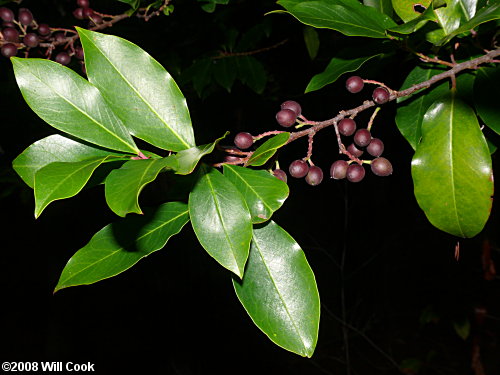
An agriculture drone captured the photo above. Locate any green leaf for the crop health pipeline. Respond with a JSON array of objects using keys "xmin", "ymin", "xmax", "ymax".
[
  {"xmin": 78, "ymin": 28, "xmax": 195, "ymax": 152},
  {"xmin": 213, "ymin": 57, "xmax": 238, "ymax": 92},
  {"xmin": 174, "ymin": 132, "xmax": 228, "ymax": 175},
  {"xmin": 392, "ymin": 0, "xmax": 432, "ymax": 22},
  {"xmin": 11, "ymin": 58, "xmax": 139, "ymax": 154},
  {"xmin": 236, "ymin": 56, "xmax": 267, "ymax": 94},
  {"xmin": 278, "ymin": 0, "xmax": 397, "ymax": 38},
  {"xmin": 303, "ymin": 26, "xmax": 320, "ymax": 60},
  {"xmin": 198, "ymin": 0, "xmax": 230, "ymax": 13},
  {"xmin": 223, "ymin": 165, "xmax": 289, "ymax": 223},
  {"xmin": 437, "ymin": 2, "xmax": 500, "ymax": 45},
  {"xmin": 189, "ymin": 165, "xmax": 252, "ymax": 277},
  {"xmin": 453, "ymin": 318, "xmax": 471, "ymax": 340},
  {"xmin": 364, "ymin": 0, "xmax": 393, "ymax": 16},
  {"xmin": 105, "ymin": 156, "xmax": 178, "ymax": 217},
  {"xmin": 305, "ymin": 49, "xmax": 385, "ymax": 93},
  {"xmin": 247, "ymin": 133, "xmax": 290, "ymax": 167},
  {"xmin": 435, "ymin": 0, "xmax": 472, "ymax": 35},
  {"xmin": 12, "ymin": 135, "xmax": 126, "ymax": 189},
  {"xmin": 474, "ymin": 66, "xmax": 500, "ymax": 134},
  {"xmin": 34, "ymin": 157, "xmax": 109, "ymax": 218},
  {"xmin": 116, "ymin": 0, "xmax": 140, "ymax": 9},
  {"xmin": 54, "ymin": 202, "xmax": 189, "ymax": 292},
  {"xmin": 395, "ymin": 66, "xmax": 449, "ymax": 150},
  {"xmin": 411, "ymin": 93, "xmax": 493, "ymax": 238},
  {"xmin": 233, "ymin": 221, "xmax": 320, "ymax": 357},
  {"xmin": 387, "ymin": 4, "xmax": 437, "ymax": 34}
]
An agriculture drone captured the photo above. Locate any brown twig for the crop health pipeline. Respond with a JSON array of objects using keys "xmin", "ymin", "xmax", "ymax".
[{"xmin": 212, "ymin": 39, "xmax": 289, "ymax": 60}]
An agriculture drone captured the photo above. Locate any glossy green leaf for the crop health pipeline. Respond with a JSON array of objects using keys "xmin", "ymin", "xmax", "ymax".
[
  {"xmin": 223, "ymin": 165, "xmax": 289, "ymax": 223},
  {"xmin": 34, "ymin": 157, "xmax": 109, "ymax": 218},
  {"xmin": 437, "ymin": 2, "xmax": 500, "ymax": 44},
  {"xmin": 233, "ymin": 221, "xmax": 320, "ymax": 357},
  {"xmin": 396, "ymin": 66, "xmax": 449, "ymax": 150},
  {"xmin": 12, "ymin": 135, "xmax": 126, "ymax": 189},
  {"xmin": 305, "ymin": 50, "xmax": 384, "ymax": 93},
  {"xmin": 474, "ymin": 66, "xmax": 500, "ymax": 134},
  {"xmin": 247, "ymin": 133, "xmax": 290, "ymax": 167},
  {"xmin": 303, "ymin": 26, "xmax": 320, "ymax": 60},
  {"xmin": 364, "ymin": 0, "xmax": 393, "ymax": 16},
  {"xmin": 278, "ymin": 0, "xmax": 396, "ymax": 38},
  {"xmin": 236, "ymin": 56, "xmax": 267, "ymax": 94},
  {"xmin": 387, "ymin": 4, "xmax": 436, "ymax": 34},
  {"xmin": 117, "ymin": 0, "xmax": 140, "ymax": 8},
  {"xmin": 105, "ymin": 156, "xmax": 178, "ymax": 217},
  {"xmin": 78, "ymin": 28, "xmax": 195, "ymax": 152},
  {"xmin": 174, "ymin": 132, "xmax": 228, "ymax": 175},
  {"xmin": 411, "ymin": 93, "xmax": 493, "ymax": 238},
  {"xmin": 54, "ymin": 202, "xmax": 189, "ymax": 292},
  {"xmin": 435, "ymin": 0, "xmax": 472, "ymax": 35},
  {"xmin": 392, "ymin": 0, "xmax": 432, "ymax": 22},
  {"xmin": 11, "ymin": 58, "xmax": 139, "ymax": 154},
  {"xmin": 189, "ymin": 165, "xmax": 252, "ymax": 277}
]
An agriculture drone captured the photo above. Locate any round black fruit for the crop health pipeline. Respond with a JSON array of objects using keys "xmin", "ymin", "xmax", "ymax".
[
  {"xmin": 330, "ymin": 160, "xmax": 348, "ymax": 180},
  {"xmin": 55, "ymin": 52, "xmax": 71, "ymax": 65},
  {"xmin": 367, "ymin": 138, "xmax": 384, "ymax": 157},
  {"xmin": 371, "ymin": 157, "xmax": 393, "ymax": 176},
  {"xmin": 273, "ymin": 169, "xmax": 287, "ymax": 183},
  {"xmin": 346, "ymin": 164, "xmax": 365, "ymax": 182},
  {"xmin": 234, "ymin": 132, "xmax": 253, "ymax": 150},
  {"xmin": 18, "ymin": 8, "xmax": 34, "ymax": 26},
  {"xmin": 372, "ymin": 87, "xmax": 390, "ymax": 104},
  {"xmin": 276, "ymin": 109, "xmax": 297, "ymax": 128},
  {"xmin": 23, "ymin": 33, "xmax": 39, "ymax": 48},
  {"xmin": 305, "ymin": 166, "xmax": 323, "ymax": 186},
  {"xmin": 1, "ymin": 43, "xmax": 17, "ymax": 58},
  {"xmin": 346, "ymin": 76, "xmax": 364, "ymax": 93},
  {"xmin": 289, "ymin": 160, "xmax": 309, "ymax": 178},
  {"xmin": 37, "ymin": 24, "xmax": 51, "ymax": 36},
  {"xmin": 2, "ymin": 27, "xmax": 19, "ymax": 42},
  {"xmin": 354, "ymin": 129, "xmax": 372, "ymax": 148},
  {"xmin": 280, "ymin": 100, "xmax": 301, "ymax": 116},
  {"xmin": 338, "ymin": 118, "xmax": 356, "ymax": 136}
]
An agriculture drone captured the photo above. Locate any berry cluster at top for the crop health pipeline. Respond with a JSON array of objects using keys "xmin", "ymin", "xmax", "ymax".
[{"xmin": 226, "ymin": 75, "xmax": 393, "ymax": 186}]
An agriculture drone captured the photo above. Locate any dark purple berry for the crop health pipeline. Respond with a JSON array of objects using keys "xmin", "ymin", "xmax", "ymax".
[
  {"xmin": 367, "ymin": 138, "xmax": 384, "ymax": 157},
  {"xmin": 0, "ymin": 7, "xmax": 14, "ymax": 22},
  {"xmin": 54, "ymin": 33, "xmax": 66, "ymax": 42},
  {"xmin": 2, "ymin": 27, "xmax": 19, "ymax": 42},
  {"xmin": 234, "ymin": 132, "xmax": 253, "ymax": 150},
  {"xmin": 90, "ymin": 14, "xmax": 102, "ymax": 24},
  {"xmin": 18, "ymin": 8, "xmax": 34, "ymax": 26},
  {"xmin": 273, "ymin": 169, "xmax": 287, "ymax": 183},
  {"xmin": 2, "ymin": 21, "xmax": 15, "ymax": 28},
  {"xmin": 330, "ymin": 160, "xmax": 349, "ymax": 180},
  {"xmin": 77, "ymin": 0, "xmax": 90, "ymax": 7},
  {"xmin": 55, "ymin": 51, "xmax": 71, "ymax": 65},
  {"xmin": 346, "ymin": 76, "xmax": 364, "ymax": 93},
  {"xmin": 347, "ymin": 143, "xmax": 363, "ymax": 158},
  {"xmin": 346, "ymin": 164, "xmax": 365, "ymax": 183},
  {"xmin": 354, "ymin": 128, "xmax": 372, "ymax": 148},
  {"xmin": 289, "ymin": 160, "xmax": 309, "ymax": 178},
  {"xmin": 37, "ymin": 24, "xmax": 50, "ymax": 36},
  {"xmin": 82, "ymin": 8, "xmax": 94, "ymax": 18},
  {"xmin": 338, "ymin": 118, "xmax": 356, "ymax": 136},
  {"xmin": 1, "ymin": 43, "xmax": 17, "ymax": 58},
  {"xmin": 305, "ymin": 166, "xmax": 323, "ymax": 186},
  {"xmin": 371, "ymin": 157, "xmax": 393, "ymax": 176},
  {"xmin": 280, "ymin": 100, "xmax": 301, "ymax": 116},
  {"xmin": 276, "ymin": 109, "xmax": 297, "ymax": 128},
  {"xmin": 224, "ymin": 155, "xmax": 241, "ymax": 163},
  {"xmin": 73, "ymin": 8, "xmax": 84, "ymax": 20},
  {"xmin": 372, "ymin": 87, "xmax": 390, "ymax": 104},
  {"xmin": 23, "ymin": 33, "xmax": 39, "ymax": 48},
  {"xmin": 75, "ymin": 46, "xmax": 84, "ymax": 60}
]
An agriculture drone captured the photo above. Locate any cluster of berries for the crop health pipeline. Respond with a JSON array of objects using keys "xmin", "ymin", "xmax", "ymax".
[
  {"xmin": 230, "ymin": 75, "xmax": 393, "ymax": 185},
  {"xmin": 0, "ymin": 1, "xmax": 97, "ymax": 65}
]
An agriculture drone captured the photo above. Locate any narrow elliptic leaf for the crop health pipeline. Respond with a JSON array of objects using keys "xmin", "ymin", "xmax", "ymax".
[
  {"xmin": 233, "ymin": 221, "xmax": 320, "ymax": 357},
  {"xmin": 392, "ymin": 0, "xmax": 432, "ymax": 22},
  {"xmin": 12, "ymin": 134, "xmax": 126, "ymax": 189},
  {"xmin": 11, "ymin": 58, "xmax": 139, "ymax": 154},
  {"xmin": 474, "ymin": 66, "xmax": 500, "ymax": 134},
  {"xmin": 396, "ymin": 66, "xmax": 449, "ymax": 150},
  {"xmin": 305, "ymin": 50, "xmax": 384, "ymax": 93},
  {"xmin": 236, "ymin": 56, "xmax": 267, "ymax": 94},
  {"xmin": 437, "ymin": 2, "xmax": 500, "ymax": 45},
  {"xmin": 34, "ymin": 157, "xmax": 109, "ymax": 218},
  {"xmin": 411, "ymin": 93, "xmax": 493, "ymax": 238},
  {"xmin": 278, "ymin": 0, "xmax": 397, "ymax": 38},
  {"xmin": 105, "ymin": 156, "xmax": 178, "ymax": 217},
  {"xmin": 223, "ymin": 165, "xmax": 289, "ymax": 223},
  {"xmin": 303, "ymin": 26, "xmax": 320, "ymax": 60},
  {"xmin": 174, "ymin": 132, "xmax": 228, "ymax": 175},
  {"xmin": 189, "ymin": 165, "xmax": 252, "ymax": 277},
  {"xmin": 247, "ymin": 133, "xmax": 290, "ymax": 167},
  {"xmin": 54, "ymin": 202, "xmax": 189, "ymax": 292},
  {"xmin": 213, "ymin": 57, "xmax": 237, "ymax": 92},
  {"xmin": 78, "ymin": 28, "xmax": 195, "ymax": 152}
]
